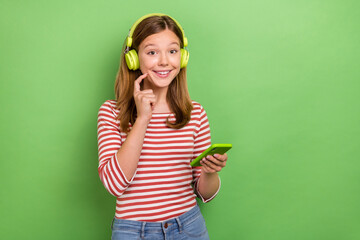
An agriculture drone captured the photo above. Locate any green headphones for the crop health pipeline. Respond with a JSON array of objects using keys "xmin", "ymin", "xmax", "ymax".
[{"xmin": 124, "ymin": 13, "xmax": 189, "ymax": 71}]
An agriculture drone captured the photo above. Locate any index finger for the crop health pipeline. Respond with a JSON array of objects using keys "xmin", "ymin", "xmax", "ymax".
[
  {"xmin": 213, "ymin": 153, "xmax": 228, "ymax": 161},
  {"xmin": 134, "ymin": 73, "xmax": 148, "ymax": 94}
]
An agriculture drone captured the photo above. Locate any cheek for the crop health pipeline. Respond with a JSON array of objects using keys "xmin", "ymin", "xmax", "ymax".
[
  {"xmin": 139, "ymin": 56, "xmax": 157, "ymax": 71},
  {"xmin": 172, "ymin": 54, "xmax": 181, "ymax": 66}
]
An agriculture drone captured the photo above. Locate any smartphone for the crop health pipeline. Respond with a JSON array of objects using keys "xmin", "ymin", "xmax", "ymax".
[{"xmin": 190, "ymin": 144, "xmax": 232, "ymax": 167}]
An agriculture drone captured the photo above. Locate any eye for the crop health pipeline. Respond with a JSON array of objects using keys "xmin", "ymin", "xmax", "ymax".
[
  {"xmin": 147, "ymin": 51, "xmax": 156, "ymax": 55},
  {"xmin": 170, "ymin": 49, "xmax": 178, "ymax": 54}
]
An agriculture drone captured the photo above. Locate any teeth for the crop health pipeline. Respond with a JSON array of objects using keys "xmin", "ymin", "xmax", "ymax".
[{"xmin": 156, "ymin": 71, "xmax": 170, "ymax": 75}]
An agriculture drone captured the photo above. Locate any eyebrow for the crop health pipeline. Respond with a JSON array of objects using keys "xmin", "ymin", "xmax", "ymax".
[{"xmin": 144, "ymin": 42, "xmax": 180, "ymax": 49}]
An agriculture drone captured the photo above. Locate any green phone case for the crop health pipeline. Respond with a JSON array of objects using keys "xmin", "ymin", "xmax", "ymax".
[{"xmin": 190, "ymin": 144, "xmax": 232, "ymax": 167}]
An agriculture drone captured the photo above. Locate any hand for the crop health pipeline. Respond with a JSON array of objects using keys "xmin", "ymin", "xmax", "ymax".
[
  {"xmin": 133, "ymin": 73, "xmax": 156, "ymax": 121},
  {"xmin": 200, "ymin": 153, "xmax": 228, "ymax": 173}
]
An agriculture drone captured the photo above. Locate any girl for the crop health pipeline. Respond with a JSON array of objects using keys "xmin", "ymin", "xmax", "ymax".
[{"xmin": 97, "ymin": 13, "xmax": 228, "ymax": 240}]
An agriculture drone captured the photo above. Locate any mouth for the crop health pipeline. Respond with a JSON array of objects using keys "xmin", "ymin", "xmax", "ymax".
[{"xmin": 153, "ymin": 70, "xmax": 172, "ymax": 78}]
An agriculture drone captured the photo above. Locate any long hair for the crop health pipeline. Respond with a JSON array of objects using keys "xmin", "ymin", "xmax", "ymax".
[{"xmin": 114, "ymin": 15, "xmax": 193, "ymax": 132}]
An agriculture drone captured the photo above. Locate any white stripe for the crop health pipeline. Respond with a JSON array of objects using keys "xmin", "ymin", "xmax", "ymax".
[
  {"xmin": 137, "ymin": 160, "xmax": 190, "ymax": 165},
  {"xmin": 131, "ymin": 176, "xmax": 191, "ymax": 185},
  {"xmin": 116, "ymin": 206, "xmax": 194, "ymax": 221},
  {"xmin": 148, "ymin": 119, "xmax": 199, "ymax": 124},
  {"xmin": 98, "ymin": 148, "xmax": 118, "ymax": 160},
  {"xmin": 97, "ymin": 128, "xmax": 120, "ymax": 139},
  {"xmin": 142, "ymin": 137, "xmax": 194, "ymax": 143},
  {"xmin": 118, "ymin": 189, "xmax": 194, "ymax": 204},
  {"xmin": 109, "ymin": 156, "xmax": 129, "ymax": 190},
  {"xmin": 103, "ymin": 166, "xmax": 121, "ymax": 196},
  {"xmin": 121, "ymin": 184, "xmax": 192, "ymax": 198},
  {"xmin": 117, "ymin": 195, "xmax": 194, "ymax": 212},
  {"xmin": 134, "ymin": 165, "xmax": 189, "ymax": 171},
  {"xmin": 97, "ymin": 132, "xmax": 121, "ymax": 141},
  {"xmin": 98, "ymin": 139, "xmax": 121, "ymax": 151},
  {"xmin": 193, "ymin": 143, "xmax": 210, "ymax": 151},
  {"xmin": 97, "ymin": 115, "xmax": 118, "ymax": 126},
  {"xmin": 145, "ymin": 131, "xmax": 194, "ymax": 137},
  {"xmin": 126, "ymin": 179, "xmax": 192, "ymax": 192},
  {"xmin": 194, "ymin": 133, "xmax": 211, "ymax": 143},
  {"xmin": 135, "ymin": 169, "xmax": 191, "ymax": 178},
  {"xmin": 145, "ymin": 126, "xmax": 197, "ymax": 132},
  {"xmin": 140, "ymin": 148, "xmax": 193, "ymax": 154},
  {"xmin": 139, "ymin": 154, "xmax": 193, "ymax": 159},
  {"xmin": 117, "ymin": 201, "xmax": 195, "ymax": 219},
  {"xmin": 143, "ymin": 142, "xmax": 193, "ymax": 148}
]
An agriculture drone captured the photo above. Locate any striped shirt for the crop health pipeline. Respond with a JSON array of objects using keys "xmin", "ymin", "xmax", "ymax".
[{"xmin": 97, "ymin": 100, "xmax": 219, "ymax": 222}]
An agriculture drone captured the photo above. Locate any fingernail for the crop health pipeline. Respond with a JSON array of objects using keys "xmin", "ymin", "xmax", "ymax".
[{"xmin": 214, "ymin": 154, "xmax": 220, "ymax": 158}]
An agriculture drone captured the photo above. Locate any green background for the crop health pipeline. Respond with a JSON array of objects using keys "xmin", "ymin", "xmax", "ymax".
[{"xmin": 1, "ymin": 0, "xmax": 359, "ymax": 239}]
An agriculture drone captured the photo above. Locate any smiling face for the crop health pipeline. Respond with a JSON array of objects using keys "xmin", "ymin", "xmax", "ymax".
[{"xmin": 138, "ymin": 29, "xmax": 181, "ymax": 90}]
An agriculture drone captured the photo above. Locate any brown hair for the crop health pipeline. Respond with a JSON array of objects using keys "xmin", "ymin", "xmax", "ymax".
[{"xmin": 114, "ymin": 15, "xmax": 193, "ymax": 132}]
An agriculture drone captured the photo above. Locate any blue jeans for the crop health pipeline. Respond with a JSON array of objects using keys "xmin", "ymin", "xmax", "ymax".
[{"xmin": 111, "ymin": 205, "xmax": 210, "ymax": 240}]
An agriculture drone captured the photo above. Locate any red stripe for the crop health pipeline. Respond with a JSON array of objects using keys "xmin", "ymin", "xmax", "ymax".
[
  {"xmin": 105, "ymin": 163, "xmax": 122, "ymax": 193},
  {"xmin": 136, "ymin": 167, "xmax": 190, "ymax": 174},
  {"xmin": 144, "ymin": 133, "xmax": 194, "ymax": 138},
  {"xmin": 116, "ymin": 203, "xmax": 196, "ymax": 221},
  {"xmin": 141, "ymin": 146, "xmax": 193, "ymax": 151},
  {"xmin": 117, "ymin": 194, "xmax": 194, "ymax": 208},
  {"xmin": 138, "ymin": 158, "xmax": 190, "ymax": 162},
  {"xmin": 138, "ymin": 162, "xmax": 189, "ymax": 167},
  {"xmin": 102, "ymin": 168, "xmax": 118, "ymax": 196},
  {"xmin": 119, "ymin": 189, "xmax": 194, "ymax": 201},
  {"xmin": 98, "ymin": 142, "xmax": 121, "ymax": 151},
  {"xmin": 146, "ymin": 122, "xmax": 198, "ymax": 129},
  {"xmin": 109, "ymin": 156, "xmax": 127, "ymax": 189},
  {"xmin": 134, "ymin": 172, "xmax": 191, "ymax": 181},
  {"xmin": 98, "ymin": 147, "xmax": 119, "ymax": 159},
  {"xmin": 124, "ymin": 183, "xmax": 191, "ymax": 194},
  {"xmin": 196, "ymin": 130, "xmax": 210, "ymax": 139},
  {"xmin": 128, "ymin": 180, "xmax": 192, "ymax": 189},
  {"xmin": 118, "ymin": 198, "xmax": 195, "ymax": 215},
  {"xmin": 98, "ymin": 138, "xmax": 121, "ymax": 148},
  {"xmin": 140, "ymin": 151, "xmax": 193, "ymax": 156},
  {"xmin": 143, "ymin": 139, "xmax": 193, "ymax": 144}
]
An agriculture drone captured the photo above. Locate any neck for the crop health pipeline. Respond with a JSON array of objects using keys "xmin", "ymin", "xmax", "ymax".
[{"xmin": 142, "ymin": 80, "xmax": 171, "ymax": 113}]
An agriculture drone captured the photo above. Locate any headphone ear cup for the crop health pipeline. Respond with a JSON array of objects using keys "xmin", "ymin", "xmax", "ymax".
[
  {"xmin": 125, "ymin": 49, "xmax": 140, "ymax": 70},
  {"xmin": 180, "ymin": 48, "xmax": 189, "ymax": 68}
]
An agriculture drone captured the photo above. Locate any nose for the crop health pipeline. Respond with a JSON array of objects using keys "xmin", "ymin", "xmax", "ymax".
[{"xmin": 158, "ymin": 52, "xmax": 168, "ymax": 66}]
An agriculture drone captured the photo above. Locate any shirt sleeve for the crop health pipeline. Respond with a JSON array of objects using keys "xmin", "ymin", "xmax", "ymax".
[
  {"xmin": 97, "ymin": 101, "xmax": 134, "ymax": 197},
  {"xmin": 191, "ymin": 104, "xmax": 221, "ymax": 203}
]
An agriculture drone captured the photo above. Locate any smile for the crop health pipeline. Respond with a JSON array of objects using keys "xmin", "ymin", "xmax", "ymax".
[{"xmin": 153, "ymin": 70, "xmax": 172, "ymax": 78}]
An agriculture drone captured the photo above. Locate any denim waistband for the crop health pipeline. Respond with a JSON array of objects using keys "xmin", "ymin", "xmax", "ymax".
[{"xmin": 111, "ymin": 205, "xmax": 201, "ymax": 237}]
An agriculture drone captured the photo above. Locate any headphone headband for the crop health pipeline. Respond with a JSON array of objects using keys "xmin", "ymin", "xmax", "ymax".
[{"xmin": 126, "ymin": 13, "xmax": 188, "ymax": 49}]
